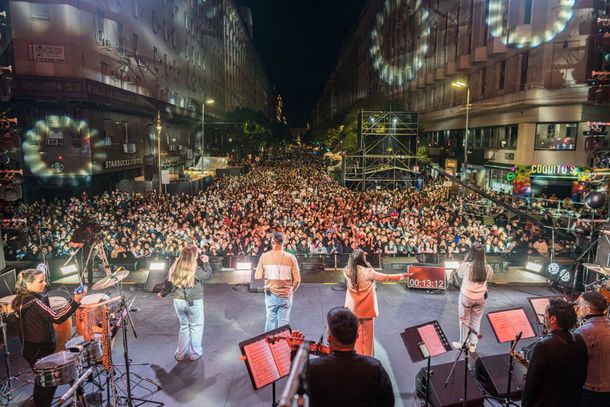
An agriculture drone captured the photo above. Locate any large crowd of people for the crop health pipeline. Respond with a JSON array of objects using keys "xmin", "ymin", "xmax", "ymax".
[{"xmin": 2, "ymin": 152, "xmax": 581, "ymax": 263}]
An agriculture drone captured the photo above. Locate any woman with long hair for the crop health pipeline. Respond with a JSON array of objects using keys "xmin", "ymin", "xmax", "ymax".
[
  {"xmin": 12, "ymin": 268, "xmax": 87, "ymax": 406},
  {"xmin": 344, "ymin": 249, "xmax": 410, "ymax": 356},
  {"xmin": 159, "ymin": 245, "xmax": 211, "ymax": 361},
  {"xmin": 453, "ymin": 242, "xmax": 494, "ymax": 352}
]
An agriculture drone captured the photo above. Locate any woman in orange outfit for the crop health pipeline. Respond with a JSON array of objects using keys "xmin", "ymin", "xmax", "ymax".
[{"xmin": 344, "ymin": 249, "xmax": 410, "ymax": 356}]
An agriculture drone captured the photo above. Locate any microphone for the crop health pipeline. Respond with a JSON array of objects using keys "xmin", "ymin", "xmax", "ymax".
[{"xmin": 515, "ymin": 331, "xmax": 523, "ymax": 342}]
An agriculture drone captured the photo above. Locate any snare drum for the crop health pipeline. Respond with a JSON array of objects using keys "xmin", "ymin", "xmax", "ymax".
[
  {"xmin": 76, "ymin": 294, "xmax": 110, "ymax": 340},
  {"xmin": 0, "ymin": 295, "xmax": 16, "ymax": 315},
  {"xmin": 66, "ymin": 334, "xmax": 103, "ymax": 368},
  {"xmin": 49, "ymin": 296, "xmax": 73, "ymax": 352},
  {"xmin": 33, "ymin": 351, "xmax": 81, "ymax": 387}
]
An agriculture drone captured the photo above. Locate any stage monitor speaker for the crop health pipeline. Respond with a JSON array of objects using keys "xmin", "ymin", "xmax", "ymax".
[
  {"xmin": 249, "ymin": 269, "xmax": 264, "ymax": 293},
  {"xmin": 415, "ymin": 360, "xmax": 484, "ymax": 407},
  {"xmin": 475, "ymin": 354, "xmax": 526, "ymax": 399},
  {"xmin": 0, "ymin": 268, "xmax": 16, "ymax": 298},
  {"xmin": 144, "ymin": 269, "xmax": 168, "ymax": 292}
]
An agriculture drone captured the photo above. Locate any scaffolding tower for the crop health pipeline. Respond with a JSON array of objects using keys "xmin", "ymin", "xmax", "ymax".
[{"xmin": 342, "ymin": 110, "xmax": 419, "ymax": 191}]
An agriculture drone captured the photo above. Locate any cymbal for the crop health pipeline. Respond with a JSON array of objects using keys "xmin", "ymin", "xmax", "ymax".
[
  {"xmin": 92, "ymin": 269, "xmax": 130, "ymax": 291},
  {"xmin": 582, "ymin": 263, "xmax": 610, "ymax": 276}
]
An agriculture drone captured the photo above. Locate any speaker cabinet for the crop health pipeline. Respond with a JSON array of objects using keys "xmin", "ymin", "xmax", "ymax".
[
  {"xmin": 475, "ymin": 354, "xmax": 526, "ymax": 399},
  {"xmin": 415, "ymin": 361, "xmax": 484, "ymax": 407}
]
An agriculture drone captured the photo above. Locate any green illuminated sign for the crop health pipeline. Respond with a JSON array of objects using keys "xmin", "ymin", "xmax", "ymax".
[{"xmin": 506, "ymin": 172, "xmax": 515, "ymax": 182}]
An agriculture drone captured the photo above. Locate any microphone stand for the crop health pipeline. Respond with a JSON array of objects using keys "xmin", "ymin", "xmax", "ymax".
[
  {"xmin": 0, "ymin": 311, "xmax": 18, "ymax": 404},
  {"xmin": 502, "ymin": 334, "xmax": 522, "ymax": 407},
  {"xmin": 444, "ymin": 327, "xmax": 475, "ymax": 407}
]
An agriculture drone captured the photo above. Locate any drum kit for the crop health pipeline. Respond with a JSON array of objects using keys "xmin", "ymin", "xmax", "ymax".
[
  {"xmin": 581, "ymin": 263, "xmax": 610, "ymax": 302},
  {"xmin": 0, "ymin": 265, "xmax": 162, "ymax": 406}
]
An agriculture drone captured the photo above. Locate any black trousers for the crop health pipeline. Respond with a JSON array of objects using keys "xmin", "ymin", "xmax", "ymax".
[
  {"xmin": 22, "ymin": 341, "xmax": 57, "ymax": 407},
  {"xmin": 580, "ymin": 389, "xmax": 610, "ymax": 407}
]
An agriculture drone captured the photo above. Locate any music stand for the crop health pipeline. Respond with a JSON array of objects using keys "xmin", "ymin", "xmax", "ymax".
[
  {"xmin": 486, "ymin": 308, "xmax": 536, "ymax": 406},
  {"xmin": 401, "ymin": 320, "xmax": 451, "ymax": 406},
  {"xmin": 526, "ymin": 295, "xmax": 567, "ymax": 336},
  {"xmin": 239, "ymin": 325, "xmax": 293, "ymax": 407}
]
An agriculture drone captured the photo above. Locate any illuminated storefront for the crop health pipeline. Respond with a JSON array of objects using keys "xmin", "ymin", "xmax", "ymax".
[{"xmin": 513, "ymin": 165, "xmax": 586, "ymax": 199}]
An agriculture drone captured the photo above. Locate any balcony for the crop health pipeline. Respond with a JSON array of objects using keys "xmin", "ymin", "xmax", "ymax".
[
  {"xmin": 458, "ymin": 54, "xmax": 471, "ymax": 70},
  {"xmin": 488, "ymin": 37, "xmax": 507, "ymax": 55},
  {"xmin": 471, "ymin": 46, "xmax": 488, "ymax": 64}
]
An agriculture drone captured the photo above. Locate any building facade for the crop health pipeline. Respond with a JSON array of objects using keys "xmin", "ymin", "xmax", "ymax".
[
  {"xmin": 314, "ymin": 0, "xmax": 610, "ymax": 198},
  {"xmin": 0, "ymin": 0, "xmax": 272, "ymax": 200}
]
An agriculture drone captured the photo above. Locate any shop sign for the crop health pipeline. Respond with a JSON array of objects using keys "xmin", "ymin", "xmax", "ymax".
[
  {"xmin": 28, "ymin": 44, "xmax": 65, "ymax": 63},
  {"xmin": 490, "ymin": 181, "xmax": 513, "ymax": 194},
  {"xmin": 104, "ymin": 157, "xmax": 143, "ymax": 169},
  {"xmin": 506, "ymin": 172, "xmax": 515, "ymax": 182},
  {"xmin": 530, "ymin": 164, "xmax": 580, "ymax": 176}
]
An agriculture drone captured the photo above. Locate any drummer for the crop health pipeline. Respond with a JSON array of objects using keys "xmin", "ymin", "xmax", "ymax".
[{"xmin": 11, "ymin": 268, "xmax": 87, "ymax": 407}]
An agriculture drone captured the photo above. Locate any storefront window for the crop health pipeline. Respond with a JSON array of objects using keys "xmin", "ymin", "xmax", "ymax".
[
  {"xmin": 488, "ymin": 168, "xmax": 513, "ymax": 193},
  {"xmin": 535, "ymin": 122, "xmax": 578, "ymax": 150}
]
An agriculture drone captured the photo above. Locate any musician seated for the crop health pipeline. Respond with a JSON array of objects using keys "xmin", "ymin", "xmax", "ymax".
[
  {"xmin": 305, "ymin": 307, "xmax": 395, "ymax": 407},
  {"xmin": 521, "ymin": 299, "xmax": 587, "ymax": 407},
  {"xmin": 575, "ymin": 291, "xmax": 610, "ymax": 407}
]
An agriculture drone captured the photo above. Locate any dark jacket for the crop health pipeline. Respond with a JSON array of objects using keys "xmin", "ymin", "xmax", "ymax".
[
  {"xmin": 521, "ymin": 330, "xmax": 588, "ymax": 407},
  {"xmin": 307, "ymin": 350, "xmax": 395, "ymax": 407},
  {"xmin": 12, "ymin": 293, "xmax": 79, "ymax": 345},
  {"xmin": 160, "ymin": 261, "xmax": 212, "ymax": 301},
  {"xmin": 575, "ymin": 315, "xmax": 610, "ymax": 392}
]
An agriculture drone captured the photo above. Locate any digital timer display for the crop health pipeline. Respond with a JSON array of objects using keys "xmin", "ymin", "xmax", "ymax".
[{"xmin": 407, "ymin": 265, "xmax": 446, "ymax": 290}]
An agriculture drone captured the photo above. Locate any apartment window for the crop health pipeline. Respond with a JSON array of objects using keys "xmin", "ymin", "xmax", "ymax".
[
  {"xmin": 46, "ymin": 116, "xmax": 64, "ymax": 146},
  {"xmin": 164, "ymin": 53, "xmax": 168, "ymax": 76},
  {"xmin": 30, "ymin": 3, "xmax": 50, "ymax": 20},
  {"xmin": 467, "ymin": 0, "xmax": 474, "ymax": 52},
  {"xmin": 481, "ymin": 68, "xmax": 487, "ymax": 98},
  {"xmin": 101, "ymin": 62, "xmax": 109, "ymax": 81},
  {"xmin": 524, "ymin": 0, "xmax": 533, "ymax": 24},
  {"xmin": 153, "ymin": 47, "xmax": 159, "ymax": 70},
  {"xmin": 482, "ymin": 0, "xmax": 489, "ymax": 46},
  {"xmin": 535, "ymin": 123, "xmax": 578, "ymax": 150},
  {"xmin": 520, "ymin": 51, "xmax": 529, "ymax": 90},
  {"xmin": 132, "ymin": 33, "xmax": 139, "ymax": 57},
  {"xmin": 133, "ymin": 0, "xmax": 140, "ymax": 18},
  {"xmin": 116, "ymin": 23, "xmax": 124, "ymax": 52},
  {"xmin": 498, "ymin": 60, "xmax": 506, "ymax": 91},
  {"xmin": 96, "ymin": 10, "xmax": 105, "ymax": 39}
]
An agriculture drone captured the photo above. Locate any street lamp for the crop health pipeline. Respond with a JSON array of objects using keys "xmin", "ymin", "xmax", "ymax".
[
  {"xmin": 201, "ymin": 98, "xmax": 215, "ymax": 173},
  {"xmin": 451, "ymin": 79, "xmax": 470, "ymax": 180},
  {"xmin": 155, "ymin": 110, "xmax": 162, "ymax": 193}
]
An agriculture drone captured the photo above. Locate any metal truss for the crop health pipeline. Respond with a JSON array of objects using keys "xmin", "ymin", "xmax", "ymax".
[{"xmin": 343, "ymin": 110, "xmax": 419, "ymax": 191}]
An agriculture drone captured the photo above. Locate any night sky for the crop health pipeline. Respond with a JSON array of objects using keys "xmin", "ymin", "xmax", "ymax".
[{"xmin": 235, "ymin": 0, "xmax": 367, "ymax": 127}]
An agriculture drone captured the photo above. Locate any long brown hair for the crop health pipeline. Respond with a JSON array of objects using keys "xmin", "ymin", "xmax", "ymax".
[
  {"xmin": 169, "ymin": 245, "xmax": 198, "ymax": 288},
  {"xmin": 15, "ymin": 268, "xmax": 45, "ymax": 295},
  {"xmin": 345, "ymin": 249, "xmax": 372, "ymax": 290},
  {"xmin": 465, "ymin": 243, "xmax": 487, "ymax": 283}
]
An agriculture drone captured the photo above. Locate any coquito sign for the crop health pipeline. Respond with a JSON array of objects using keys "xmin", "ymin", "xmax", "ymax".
[{"xmin": 530, "ymin": 165, "xmax": 579, "ymax": 176}]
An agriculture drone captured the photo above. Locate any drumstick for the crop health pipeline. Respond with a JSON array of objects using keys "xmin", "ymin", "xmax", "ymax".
[{"xmin": 58, "ymin": 367, "xmax": 93, "ymax": 404}]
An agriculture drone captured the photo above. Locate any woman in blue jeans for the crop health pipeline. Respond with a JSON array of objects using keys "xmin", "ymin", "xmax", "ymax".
[{"xmin": 159, "ymin": 245, "xmax": 210, "ymax": 361}]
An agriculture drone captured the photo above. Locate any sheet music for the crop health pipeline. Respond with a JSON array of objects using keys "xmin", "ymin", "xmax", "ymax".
[
  {"xmin": 268, "ymin": 330, "xmax": 292, "ymax": 377},
  {"xmin": 417, "ymin": 324, "xmax": 446, "ymax": 357},
  {"xmin": 529, "ymin": 298, "xmax": 550, "ymax": 324},
  {"xmin": 488, "ymin": 308, "xmax": 536, "ymax": 343},
  {"xmin": 243, "ymin": 339, "xmax": 280, "ymax": 389}
]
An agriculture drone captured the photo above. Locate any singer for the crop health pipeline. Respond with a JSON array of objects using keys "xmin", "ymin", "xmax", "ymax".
[
  {"xmin": 11, "ymin": 268, "xmax": 87, "ymax": 407},
  {"xmin": 452, "ymin": 243, "xmax": 493, "ymax": 353}
]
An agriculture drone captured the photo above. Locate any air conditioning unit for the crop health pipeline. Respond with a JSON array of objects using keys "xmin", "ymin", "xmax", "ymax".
[
  {"xmin": 484, "ymin": 150, "xmax": 497, "ymax": 160},
  {"xmin": 123, "ymin": 143, "xmax": 136, "ymax": 153}
]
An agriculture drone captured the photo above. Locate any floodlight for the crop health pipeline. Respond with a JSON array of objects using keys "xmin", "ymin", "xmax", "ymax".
[
  {"xmin": 60, "ymin": 264, "xmax": 78, "ymax": 275},
  {"xmin": 236, "ymin": 262, "xmax": 252, "ymax": 270},
  {"xmin": 547, "ymin": 263, "xmax": 560, "ymax": 276},
  {"xmin": 149, "ymin": 262, "xmax": 166, "ymax": 271},
  {"xmin": 444, "ymin": 261, "xmax": 461, "ymax": 270},
  {"xmin": 525, "ymin": 262, "xmax": 543, "ymax": 273}
]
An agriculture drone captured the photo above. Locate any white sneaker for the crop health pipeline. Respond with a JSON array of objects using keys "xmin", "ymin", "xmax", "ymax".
[{"xmin": 452, "ymin": 341, "xmax": 462, "ymax": 350}]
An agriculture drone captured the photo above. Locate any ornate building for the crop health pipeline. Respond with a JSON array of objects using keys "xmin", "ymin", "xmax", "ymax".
[
  {"xmin": 314, "ymin": 0, "xmax": 610, "ymax": 198},
  {"xmin": 0, "ymin": 0, "xmax": 272, "ymax": 200}
]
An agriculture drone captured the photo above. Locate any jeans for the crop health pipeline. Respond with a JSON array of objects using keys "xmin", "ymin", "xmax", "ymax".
[
  {"xmin": 264, "ymin": 293, "xmax": 292, "ymax": 332},
  {"xmin": 173, "ymin": 299, "xmax": 204, "ymax": 360},
  {"xmin": 458, "ymin": 293, "xmax": 486, "ymax": 346}
]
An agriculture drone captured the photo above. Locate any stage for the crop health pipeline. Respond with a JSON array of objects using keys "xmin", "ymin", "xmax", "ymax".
[{"xmin": 2, "ymin": 282, "xmax": 560, "ymax": 406}]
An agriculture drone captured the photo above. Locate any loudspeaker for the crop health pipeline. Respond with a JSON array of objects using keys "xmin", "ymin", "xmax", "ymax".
[
  {"xmin": 415, "ymin": 361, "xmax": 484, "ymax": 407},
  {"xmin": 249, "ymin": 268, "xmax": 264, "ymax": 293},
  {"xmin": 144, "ymin": 269, "xmax": 168, "ymax": 292},
  {"xmin": 475, "ymin": 354, "xmax": 526, "ymax": 399}
]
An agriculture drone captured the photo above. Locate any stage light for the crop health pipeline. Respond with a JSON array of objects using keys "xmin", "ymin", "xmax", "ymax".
[
  {"xmin": 149, "ymin": 261, "xmax": 166, "ymax": 271},
  {"xmin": 60, "ymin": 264, "xmax": 78, "ymax": 275},
  {"xmin": 547, "ymin": 263, "xmax": 560, "ymax": 276},
  {"xmin": 525, "ymin": 262, "xmax": 543, "ymax": 273},
  {"xmin": 236, "ymin": 262, "xmax": 252, "ymax": 270},
  {"xmin": 444, "ymin": 261, "xmax": 461, "ymax": 270},
  {"xmin": 36, "ymin": 262, "xmax": 49, "ymax": 273},
  {"xmin": 558, "ymin": 269, "xmax": 572, "ymax": 284}
]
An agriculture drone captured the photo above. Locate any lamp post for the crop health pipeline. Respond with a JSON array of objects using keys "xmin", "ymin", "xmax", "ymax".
[
  {"xmin": 451, "ymin": 80, "xmax": 470, "ymax": 180},
  {"xmin": 201, "ymin": 98, "xmax": 215, "ymax": 173},
  {"xmin": 155, "ymin": 110, "xmax": 162, "ymax": 193}
]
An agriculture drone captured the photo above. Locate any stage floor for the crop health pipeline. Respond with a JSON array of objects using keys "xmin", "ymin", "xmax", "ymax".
[{"xmin": 3, "ymin": 282, "xmax": 562, "ymax": 406}]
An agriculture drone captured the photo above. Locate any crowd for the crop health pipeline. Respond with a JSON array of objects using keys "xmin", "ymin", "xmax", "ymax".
[{"xmin": 2, "ymin": 152, "xmax": 579, "ymax": 263}]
